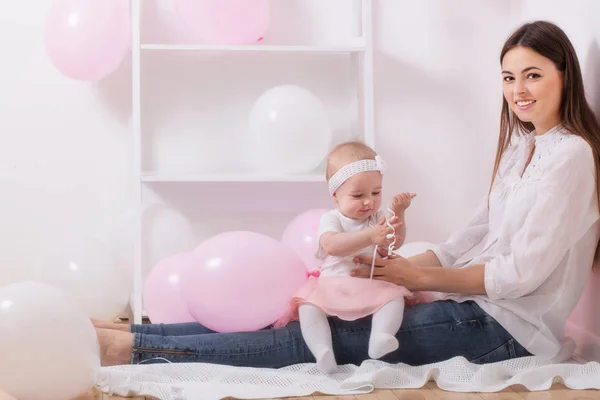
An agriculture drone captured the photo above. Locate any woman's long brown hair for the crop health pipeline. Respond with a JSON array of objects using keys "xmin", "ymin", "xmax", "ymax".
[{"xmin": 490, "ymin": 21, "xmax": 600, "ymax": 264}]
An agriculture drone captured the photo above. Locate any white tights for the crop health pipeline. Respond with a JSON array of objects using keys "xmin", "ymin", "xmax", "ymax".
[{"xmin": 298, "ymin": 297, "xmax": 405, "ymax": 374}]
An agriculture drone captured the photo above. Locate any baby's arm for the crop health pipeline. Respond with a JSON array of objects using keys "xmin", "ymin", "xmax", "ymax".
[
  {"xmin": 394, "ymin": 210, "xmax": 407, "ymax": 248},
  {"xmin": 320, "ymin": 229, "xmax": 373, "ymax": 257},
  {"xmin": 390, "ymin": 192, "xmax": 416, "ymax": 249}
]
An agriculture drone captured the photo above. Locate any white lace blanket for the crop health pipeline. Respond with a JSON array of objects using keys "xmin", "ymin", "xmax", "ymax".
[{"xmin": 96, "ymin": 356, "xmax": 600, "ymax": 400}]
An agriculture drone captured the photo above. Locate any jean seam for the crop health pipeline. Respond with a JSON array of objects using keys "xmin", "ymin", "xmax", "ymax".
[
  {"xmin": 453, "ymin": 315, "xmax": 494, "ymax": 326},
  {"xmin": 131, "ymin": 332, "xmax": 141, "ymax": 364},
  {"xmin": 198, "ymin": 336, "xmax": 304, "ymax": 358},
  {"xmin": 469, "ymin": 338, "xmax": 514, "ymax": 363},
  {"xmin": 135, "ymin": 334, "xmax": 200, "ymax": 355},
  {"xmin": 508, "ymin": 338, "xmax": 517, "ymax": 358},
  {"xmin": 335, "ymin": 314, "xmax": 494, "ymax": 336}
]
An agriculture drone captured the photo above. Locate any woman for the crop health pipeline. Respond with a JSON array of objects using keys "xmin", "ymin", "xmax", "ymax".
[{"xmin": 95, "ymin": 20, "xmax": 600, "ymax": 368}]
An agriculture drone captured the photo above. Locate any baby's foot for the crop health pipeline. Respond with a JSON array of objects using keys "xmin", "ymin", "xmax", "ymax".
[
  {"xmin": 316, "ymin": 347, "xmax": 337, "ymax": 374},
  {"xmin": 368, "ymin": 332, "xmax": 399, "ymax": 359}
]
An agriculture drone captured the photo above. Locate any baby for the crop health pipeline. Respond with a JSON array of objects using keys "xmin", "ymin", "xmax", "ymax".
[{"xmin": 275, "ymin": 141, "xmax": 415, "ymax": 373}]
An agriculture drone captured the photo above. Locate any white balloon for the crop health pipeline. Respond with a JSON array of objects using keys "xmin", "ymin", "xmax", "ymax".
[
  {"xmin": 395, "ymin": 241, "xmax": 436, "ymax": 258},
  {"xmin": 38, "ymin": 237, "xmax": 130, "ymax": 321},
  {"xmin": 246, "ymin": 85, "xmax": 332, "ymax": 174},
  {"xmin": 100, "ymin": 204, "xmax": 196, "ymax": 281},
  {"xmin": 143, "ymin": 203, "xmax": 196, "ymax": 275},
  {"xmin": 0, "ymin": 281, "xmax": 100, "ymax": 400}
]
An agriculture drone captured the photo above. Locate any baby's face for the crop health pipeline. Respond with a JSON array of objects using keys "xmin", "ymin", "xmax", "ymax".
[{"xmin": 334, "ymin": 171, "xmax": 383, "ymax": 220}]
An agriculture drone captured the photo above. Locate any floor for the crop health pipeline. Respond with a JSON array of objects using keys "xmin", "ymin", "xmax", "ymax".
[{"xmin": 78, "ymin": 383, "xmax": 600, "ymax": 399}]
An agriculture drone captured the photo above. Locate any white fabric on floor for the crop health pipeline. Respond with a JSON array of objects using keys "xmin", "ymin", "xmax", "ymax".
[{"xmin": 96, "ymin": 356, "xmax": 600, "ymax": 400}]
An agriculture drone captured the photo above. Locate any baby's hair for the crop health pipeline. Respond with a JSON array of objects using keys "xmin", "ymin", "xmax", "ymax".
[{"xmin": 326, "ymin": 140, "xmax": 377, "ymax": 181}]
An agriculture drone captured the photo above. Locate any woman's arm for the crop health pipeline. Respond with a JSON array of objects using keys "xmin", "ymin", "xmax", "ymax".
[
  {"xmin": 418, "ymin": 264, "xmax": 485, "ymax": 293},
  {"xmin": 351, "ymin": 254, "xmax": 485, "ymax": 294}
]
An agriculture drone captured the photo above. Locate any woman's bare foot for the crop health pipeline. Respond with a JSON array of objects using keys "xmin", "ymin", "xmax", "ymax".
[
  {"xmin": 96, "ymin": 328, "xmax": 134, "ymax": 366},
  {"xmin": 91, "ymin": 318, "xmax": 131, "ymax": 332}
]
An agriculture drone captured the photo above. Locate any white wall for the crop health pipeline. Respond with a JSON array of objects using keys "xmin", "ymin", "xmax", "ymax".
[
  {"xmin": 1, "ymin": 1, "xmax": 599, "ymax": 354},
  {"xmin": 373, "ymin": 0, "xmax": 511, "ymax": 241}
]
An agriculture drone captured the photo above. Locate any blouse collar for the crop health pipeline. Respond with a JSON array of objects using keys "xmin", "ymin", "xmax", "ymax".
[{"xmin": 532, "ymin": 123, "xmax": 565, "ymax": 145}]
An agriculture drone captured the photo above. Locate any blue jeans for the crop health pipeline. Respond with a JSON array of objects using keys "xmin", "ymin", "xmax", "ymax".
[{"xmin": 130, "ymin": 300, "xmax": 531, "ymax": 367}]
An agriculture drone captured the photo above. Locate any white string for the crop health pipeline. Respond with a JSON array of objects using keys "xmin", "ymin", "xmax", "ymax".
[
  {"xmin": 386, "ymin": 206, "xmax": 396, "ymax": 256},
  {"xmin": 369, "ymin": 206, "xmax": 396, "ymax": 282},
  {"xmin": 369, "ymin": 245, "xmax": 377, "ymax": 281}
]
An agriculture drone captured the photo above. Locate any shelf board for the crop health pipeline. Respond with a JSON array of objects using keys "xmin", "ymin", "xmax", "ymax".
[
  {"xmin": 142, "ymin": 173, "xmax": 326, "ymax": 183},
  {"xmin": 141, "ymin": 43, "xmax": 365, "ymax": 54}
]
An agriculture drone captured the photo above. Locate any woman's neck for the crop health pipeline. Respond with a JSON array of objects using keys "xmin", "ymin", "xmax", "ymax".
[{"xmin": 534, "ymin": 116, "xmax": 561, "ymax": 135}]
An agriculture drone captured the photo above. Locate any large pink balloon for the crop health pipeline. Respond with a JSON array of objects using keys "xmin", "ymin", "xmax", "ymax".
[
  {"xmin": 44, "ymin": 0, "xmax": 130, "ymax": 81},
  {"xmin": 144, "ymin": 253, "xmax": 196, "ymax": 324},
  {"xmin": 174, "ymin": 0, "xmax": 269, "ymax": 45},
  {"xmin": 182, "ymin": 231, "xmax": 307, "ymax": 332},
  {"xmin": 282, "ymin": 209, "xmax": 329, "ymax": 272}
]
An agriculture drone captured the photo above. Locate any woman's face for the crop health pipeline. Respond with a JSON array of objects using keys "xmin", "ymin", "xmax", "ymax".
[{"xmin": 501, "ymin": 46, "xmax": 564, "ymax": 134}]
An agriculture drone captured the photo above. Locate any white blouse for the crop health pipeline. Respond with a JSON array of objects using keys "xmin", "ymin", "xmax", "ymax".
[{"xmin": 430, "ymin": 124, "xmax": 600, "ymax": 362}]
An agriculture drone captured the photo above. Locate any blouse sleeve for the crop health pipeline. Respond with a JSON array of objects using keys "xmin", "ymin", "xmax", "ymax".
[
  {"xmin": 430, "ymin": 141, "xmax": 522, "ymax": 268},
  {"xmin": 429, "ymin": 195, "xmax": 490, "ymax": 267},
  {"xmin": 484, "ymin": 139, "xmax": 599, "ymax": 300}
]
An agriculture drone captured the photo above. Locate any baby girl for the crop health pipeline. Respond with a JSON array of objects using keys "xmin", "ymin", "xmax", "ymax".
[{"xmin": 275, "ymin": 141, "xmax": 415, "ymax": 373}]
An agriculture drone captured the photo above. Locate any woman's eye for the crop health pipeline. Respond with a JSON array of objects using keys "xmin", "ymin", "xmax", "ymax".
[
  {"xmin": 503, "ymin": 76, "xmax": 514, "ymax": 82},
  {"xmin": 527, "ymin": 73, "xmax": 541, "ymax": 79}
]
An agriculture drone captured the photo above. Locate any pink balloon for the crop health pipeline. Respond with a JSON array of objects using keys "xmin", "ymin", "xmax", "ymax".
[
  {"xmin": 181, "ymin": 231, "xmax": 307, "ymax": 332},
  {"xmin": 174, "ymin": 0, "xmax": 269, "ymax": 45},
  {"xmin": 281, "ymin": 209, "xmax": 329, "ymax": 272},
  {"xmin": 44, "ymin": 0, "xmax": 130, "ymax": 81},
  {"xmin": 144, "ymin": 253, "xmax": 196, "ymax": 324}
]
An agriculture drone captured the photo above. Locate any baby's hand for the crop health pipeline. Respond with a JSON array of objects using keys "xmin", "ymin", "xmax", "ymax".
[
  {"xmin": 370, "ymin": 217, "xmax": 395, "ymax": 247},
  {"xmin": 391, "ymin": 192, "xmax": 416, "ymax": 211}
]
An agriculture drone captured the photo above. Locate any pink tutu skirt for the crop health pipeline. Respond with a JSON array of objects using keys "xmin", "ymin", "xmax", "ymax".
[{"xmin": 274, "ymin": 276, "xmax": 412, "ymax": 328}]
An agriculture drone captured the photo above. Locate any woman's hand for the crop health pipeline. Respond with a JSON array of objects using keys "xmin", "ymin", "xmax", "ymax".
[{"xmin": 350, "ymin": 253, "xmax": 424, "ymax": 291}]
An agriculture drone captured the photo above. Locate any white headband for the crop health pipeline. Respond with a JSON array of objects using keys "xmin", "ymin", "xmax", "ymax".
[{"xmin": 328, "ymin": 155, "xmax": 385, "ymax": 196}]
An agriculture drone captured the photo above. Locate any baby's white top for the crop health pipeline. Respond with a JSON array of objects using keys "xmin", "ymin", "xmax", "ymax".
[{"xmin": 316, "ymin": 209, "xmax": 385, "ymax": 277}]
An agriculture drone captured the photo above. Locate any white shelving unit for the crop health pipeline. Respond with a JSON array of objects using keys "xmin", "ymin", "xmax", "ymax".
[
  {"xmin": 129, "ymin": 0, "xmax": 375, "ymax": 324},
  {"xmin": 142, "ymin": 172, "xmax": 326, "ymax": 183},
  {"xmin": 141, "ymin": 44, "xmax": 366, "ymax": 53}
]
